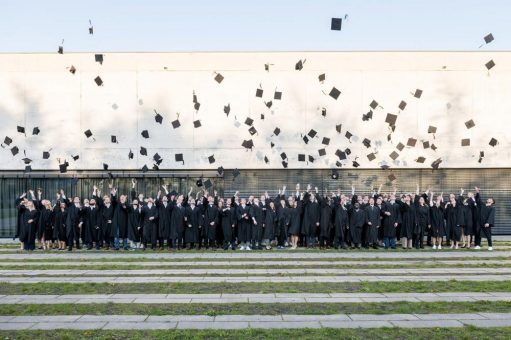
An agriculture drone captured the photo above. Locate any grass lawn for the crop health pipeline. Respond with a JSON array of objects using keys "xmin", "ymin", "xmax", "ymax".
[
  {"xmin": 1, "ymin": 280, "xmax": 510, "ymax": 295},
  {"xmin": 1, "ymin": 327, "xmax": 511, "ymax": 339}
]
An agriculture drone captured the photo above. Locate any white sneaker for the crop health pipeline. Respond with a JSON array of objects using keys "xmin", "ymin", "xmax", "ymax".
[
  {"xmin": 475, "ymin": 246, "xmax": 481, "ymax": 250},
  {"xmin": 240, "ymin": 245, "xmax": 246, "ymax": 250},
  {"xmin": 438, "ymin": 245, "xmax": 442, "ymax": 250},
  {"xmin": 488, "ymin": 247, "xmax": 493, "ymax": 251},
  {"xmin": 432, "ymin": 245, "xmax": 437, "ymax": 249},
  {"xmin": 246, "ymin": 245, "xmax": 252, "ymax": 251}
]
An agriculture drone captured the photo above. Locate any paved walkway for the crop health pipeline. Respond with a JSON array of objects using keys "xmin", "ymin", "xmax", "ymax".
[
  {"xmin": 1, "ymin": 313, "xmax": 511, "ymax": 329},
  {"xmin": 0, "ymin": 251, "xmax": 508, "ymax": 260},
  {"xmin": 0, "ymin": 267, "xmax": 510, "ymax": 276},
  {"xmin": 0, "ymin": 292, "xmax": 509, "ymax": 304},
  {"xmin": 1, "ymin": 259, "xmax": 510, "ymax": 267},
  {"xmin": 1, "ymin": 274, "xmax": 510, "ymax": 283}
]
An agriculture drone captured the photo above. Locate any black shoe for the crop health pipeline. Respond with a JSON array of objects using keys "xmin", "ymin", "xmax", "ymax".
[
  {"xmin": 123, "ymin": 247, "xmax": 129, "ymax": 251},
  {"xmin": 95, "ymin": 246, "xmax": 100, "ymax": 250},
  {"xmin": 67, "ymin": 247, "xmax": 72, "ymax": 251}
]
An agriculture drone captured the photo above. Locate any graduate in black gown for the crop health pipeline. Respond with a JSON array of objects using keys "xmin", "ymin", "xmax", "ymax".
[
  {"xmin": 381, "ymin": 193, "xmax": 401, "ymax": 250},
  {"xmin": 170, "ymin": 194, "xmax": 187, "ymax": 250},
  {"xmin": 111, "ymin": 188, "xmax": 130, "ymax": 251},
  {"xmin": 127, "ymin": 197, "xmax": 143, "ymax": 250},
  {"xmin": 203, "ymin": 194, "xmax": 219, "ymax": 249},
  {"xmin": 287, "ymin": 195, "xmax": 303, "ymax": 249},
  {"xmin": 141, "ymin": 197, "xmax": 159, "ymax": 250},
  {"xmin": 460, "ymin": 190, "xmax": 476, "ymax": 248},
  {"xmin": 236, "ymin": 198, "xmax": 251, "ymax": 250},
  {"xmin": 219, "ymin": 198, "xmax": 236, "ymax": 250},
  {"xmin": 36, "ymin": 196, "xmax": 54, "ymax": 251},
  {"xmin": 18, "ymin": 197, "xmax": 39, "ymax": 251},
  {"xmin": 349, "ymin": 202, "xmax": 365, "ymax": 248},
  {"xmin": 475, "ymin": 187, "xmax": 495, "ymax": 250},
  {"xmin": 429, "ymin": 193, "xmax": 445, "ymax": 249},
  {"xmin": 333, "ymin": 195, "xmax": 349, "ymax": 249},
  {"xmin": 364, "ymin": 197, "xmax": 381, "ymax": 249},
  {"xmin": 53, "ymin": 194, "xmax": 68, "ymax": 251},
  {"xmin": 250, "ymin": 197, "xmax": 264, "ymax": 249},
  {"xmin": 415, "ymin": 190, "xmax": 431, "ymax": 249},
  {"xmin": 317, "ymin": 191, "xmax": 333, "ymax": 249},
  {"xmin": 65, "ymin": 196, "xmax": 84, "ymax": 251},
  {"xmin": 262, "ymin": 200, "xmax": 277, "ymax": 250},
  {"xmin": 156, "ymin": 189, "xmax": 172, "ymax": 249},
  {"xmin": 301, "ymin": 187, "xmax": 320, "ymax": 248},
  {"xmin": 396, "ymin": 194, "xmax": 416, "ymax": 249},
  {"xmin": 275, "ymin": 187, "xmax": 289, "ymax": 249},
  {"xmin": 444, "ymin": 194, "xmax": 461, "ymax": 249}
]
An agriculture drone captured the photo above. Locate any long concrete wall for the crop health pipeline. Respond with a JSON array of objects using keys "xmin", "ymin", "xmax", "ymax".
[{"xmin": 0, "ymin": 51, "xmax": 509, "ymax": 170}]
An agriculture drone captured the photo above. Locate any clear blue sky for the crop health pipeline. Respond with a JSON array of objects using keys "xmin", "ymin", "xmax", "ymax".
[{"xmin": 1, "ymin": 0, "xmax": 510, "ymax": 52}]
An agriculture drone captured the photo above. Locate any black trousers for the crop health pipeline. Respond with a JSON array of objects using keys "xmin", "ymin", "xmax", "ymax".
[
  {"xmin": 277, "ymin": 223, "xmax": 287, "ymax": 246},
  {"xmin": 481, "ymin": 226, "xmax": 492, "ymax": 247}
]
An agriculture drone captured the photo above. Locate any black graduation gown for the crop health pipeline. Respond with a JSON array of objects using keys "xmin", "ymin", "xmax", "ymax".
[
  {"xmin": 249, "ymin": 204, "xmax": 264, "ymax": 241},
  {"xmin": 445, "ymin": 202, "xmax": 461, "ymax": 241},
  {"xmin": 236, "ymin": 204, "xmax": 251, "ymax": 242},
  {"xmin": 112, "ymin": 202, "xmax": 129, "ymax": 239},
  {"xmin": 275, "ymin": 198, "xmax": 289, "ymax": 238},
  {"xmin": 84, "ymin": 205, "xmax": 101, "ymax": 243},
  {"xmin": 381, "ymin": 201, "xmax": 401, "ymax": 238},
  {"xmin": 396, "ymin": 199, "xmax": 416, "ymax": 239},
  {"xmin": 127, "ymin": 206, "xmax": 142, "ymax": 242},
  {"xmin": 333, "ymin": 203, "xmax": 349, "ymax": 242},
  {"xmin": 37, "ymin": 207, "xmax": 54, "ymax": 240},
  {"xmin": 430, "ymin": 205, "xmax": 445, "ymax": 238},
  {"xmin": 287, "ymin": 201, "xmax": 303, "ymax": 236},
  {"xmin": 364, "ymin": 205, "xmax": 380, "ymax": 244},
  {"xmin": 318, "ymin": 196, "xmax": 333, "ymax": 239},
  {"xmin": 52, "ymin": 204, "xmax": 67, "ymax": 241},
  {"xmin": 142, "ymin": 204, "xmax": 159, "ymax": 244},
  {"xmin": 479, "ymin": 203, "xmax": 495, "ymax": 227},
  {"xmin": 15, "ymin": 197, "xmax": 24, "ymax": 239},
  {"xmin": 95, "ymin": 195, "xmax": 115, "ymax": 240},
  {"xmin": 415, "ymin": 204, "xmax": 430, "ymax": 235},
  {"xmin": 462, "ymin": 203, "xmax": 474, "ymax": 235},
  {"xmin": 203, "ymin": 203, "xmax": 219, "ymax": 241},
  {"xmin": 170, "ymin": 204, "xmax": 186, "ymax": 240},
  {"xmin": 19, "ymin": 207, "xmax": 39, "ymax": 244},
  {"xmin": 65, "ymin": 204, "xmax": 82, "ymax": 240},
  {"xmin": 220, "ymin": 207, "xmax": 236, "ymax": 242},
  {"xmin": 301, "ymin": 194, "xmax": 320, "ymax": 237},
  {"xmin": 185, "ymin": 205, "xmax": 201, "ymax": 243},
  {"xmin": 263, "ymin": 207, "xmax": 277, "ymax": 240},
  {"xmin": 349, "ymin": 208, "xmax": 365, "ymax": 244},
  {"xmin": 156, "ymin": 201, "xmax": 172, "ymax": 240}
]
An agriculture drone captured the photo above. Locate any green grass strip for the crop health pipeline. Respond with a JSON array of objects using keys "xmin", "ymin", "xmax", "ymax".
[{"xmin": 1, "ymin": 280, "xmax": 510, "ymax": 295}]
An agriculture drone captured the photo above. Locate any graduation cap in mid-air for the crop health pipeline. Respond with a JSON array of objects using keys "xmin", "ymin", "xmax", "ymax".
[
  {"xmin": 95, "ymin": 54, "xmax": 104, "ymax": 64},
  {"xmin": 318, "ymin": 73, "xmax": 326, "ymax": 82},
  {"xmin": 154, "ymin": 111, "xmax": 163, "ymax": 124},
  {"xmin": 295, "ymin": 59, "xmax": 305, "ymax": 71},
  {"xmin": 224, "ymin": 104, "xmax": 231, "ymax": 116},
  {"xmin": 369, "ymin": 100, "xmax": 378, "ymax": 109},
  {"xmin": 264, "ymin": 156, "xmax": 269, "ymax": 164},
  {"xmin": 407, "ymin": 138, "xmax": 417, "ymax": 147},
  {"xmin": 298, "ymin": 154, "xmax": 305, "ymax": 162},
  {"xmin": 431, "ymin": 158, "xmax": 442, "ymax": 170},
  {"xmin": 94, "ymin": 76, "xmax": 103, "ymax": 86},
  {"xmin": 140, "ymin": 147, "xmax": 147, "ymax": 156},
  {"xmin": 10, "ymin": 146, "xmax": 19, "ymax": 156},
  {"xmin": 385, "ymin": 113, "xmax": 397, "ymax": 126},
  {"xmin": 245, "ymin": 117, "xmax": 254, "ymax": 126},
  {"xmin": 242, "ymin": 139, "xmax": 254, "ymax": 150},
  {"xmin": 103, "ymin": 163, "xmax": 109, "ymax": 170},
  {"xmin": 398, "ymin": 100, "xmax": 407, "ymax": 110},
  {"xmin": 273, "ymin": 127, "xmax": 281, "ymax": 136},
  {"xmin": 193, "ymin": 120, "xmax": 202, "ymax": 128},
  {"xmin": 84, "ymin": 129, "xmax": 93, "ymax": 138},
  {"xmin": 232, "ymin": 168, "xmax": 240, "ymax": 179},
  {"xmin": 331, "ymin": 17, "xmax": 342, "ymax": 31},
  {"xmin": 489, "ymin": 137, "xmax": 498, "ymax": 147},
  {"xmin": 42, "ymin": 151, "xmax": 50, "ymax": 160},
  {"xmin": 111, "ymin": 135, "xmax": 118, "ymax": 143},
  {"xmin": 153, "ymin": 153, "xmax": 162, "ymax": 163},
  {"xmin": 128, "ymin": 150, "xmax": 134, "ymax": 159},
  {"xmin": 318, "ymin": 148, "xmax": 326, "ymax": 157},
  {"xmin": 396, "ymin": 143, "xmax": 405, "ymax": 151},
  {"xmin": 208, "ymin": 155, "xmax": 215, "ymax": 164},
  {"xmin": 88, "ymin": 19, "xmax": 94, "ymax": 34},
  {"xmin": 204, "ymin": 179, "xmax": 213, "ymax": 189},
  {"xmin": 58, "ymin": 45, "xmax": 63, "ymax": 54},
  {"xmin": 72, "ymin": 154, "xmax": 79, "ymax": 161},
  {"xmin": 362, "ymin": 138, "xmax": 371, "ymax": 148},
  {"xmin": 416, "ymin": 157, "xmax": 426, "ymax": 164},
  {"xmin": 362, "ymin": 111, "xmax": 373, "ymax": 121},
  {"xmin": 141, "ymin": 130, "xmax": 149, "ymax": 138},
  {"xmin": 69, "ymin": 65, "xmax": 76, "ymax": 74},
  {"xmin": 214, "ymin": 73, "xmax": 224, "ymax": 83},
  {"xmin": 141, "ymin": 165, "xmax": 149, "ymax": 173},
  {"xmin": 322, "ymin": 137, "xmax": 330, "ymax": 145},
  {"xmin": 461, "ymin": 138, "xmax": 470, "ymax": 146},
  {"xmin": 172, "ymin": 119, "xmax": 181, "ymax": 129},
  {"xmin": 255, "ymin": 88, "xmax": 263, "ymax": 98},
  {"xmin": 335, "ymin": 124, "xmax": 342, "ymax": 133},
  {"xmin": 465, "ymin": 119, "xmax": 475, "ymax": 129},
  {"xmin": 389, "ymin": 151, "xmax": 399, "ymax": 160},
  {"xmin": 32, "ymin": 127, "xmax": 40, "ymax": 135},
  {"xmin": 329, "ymin": 87, "xmax": 341, "ymax": 100},
  {"xmin": 483, "ymin": 33, "xmax": 494, "ymax": 45},
  {"xmin": 308, "ymin": 129, "xmax": 317, "ymax": 138},
  {"xmin": 428, "ymin": 126, "xmax": 437, "ymax": 134},
  {"xmin": 175, "ymin": 153, "xmax": 184, "ymax": 164},
  {"xmin": 217, "ymin": 166, "xmax": 224, "ymax": 175},
  {"xmin": 485, "ymin": 59, "xmax": 496, "ymax": 70},
  {"xmin": 17, "ymin": 126, "xmax": 25, "ymax": 134},
  {"xmin": 367, "ymin": 153, "xmax": 376, "ymax": 161},
  {"xmin": 3, "ymin": 136, "xmax": 13, "ymax": 146},
  {"xmin": 413, "ymin": 89, "xmax": 423, "ymax": 98}
]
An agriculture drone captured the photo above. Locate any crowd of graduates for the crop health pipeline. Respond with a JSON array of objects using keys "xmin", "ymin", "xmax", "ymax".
[{"xmin": 15, "ymin": 180, "xmax": 496, "ymax": 252}]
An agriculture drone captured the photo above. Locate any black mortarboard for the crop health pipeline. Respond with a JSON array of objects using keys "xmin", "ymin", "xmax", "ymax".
[
  {"xmin": 321, "ymin": 108, "xmax": 327, "ymax": 117},
  {"xmin": 256, "ymin": 88, "xmax": 263, "ymax": 97},
  {"xmin": 43, "ymin": 151, "xmax": 50, "ymax": 159},
  {"xmin": 141, "ymin": 130, "xmax": 149, "ymax": 138},
  {"xmin": 352, "ymin": 161, "xmax": 360, "ymax": 168},
  {"xmin": 369, "ymin": 100, "xmax": 378, "ymax": 109},
  {"xmin": 308, "ymin": 129, "xmax": 317, "ymax": 138},
  {"xmin": 414, "ymin": 89, "xmax": 423, "ymax": 98},
  {"xmin": 318, "ymin": 148, "xmax": 326, "ymax": 156},
  {"xmin": 318, "ymin": 73, "xmax": 326, "ymax": 82},
  {"xmin": 461, "ymin": 138, "xmax": 470, "ymax": 146},
  {"xmin": 428, "ymin": 126, "xmax": 437, "ymax": 134},
  {"xmin": 32, "ymin": 127, "xmax": 40, "ymax": 135},
  {"xmin": 11, "ymin": 146, "xmax": 18, "ymax": 156},
  {"xmin": 245, "ymin": 117, "xmax": 254, "ymax": 126},
  {"xmin": 217, "ymin": 166, "xmax": 224, "ymax": 175},
  {"xmin": 196, "ymin": 179, "xmax": 203, "ymax": 187},
  {"xmin": 303, "ymin": 135, "xmax": 309, "ymax": 144},
  {"xmin": 94, "ymin": 76, "xmax": 103, "ymax": 86},
  {"xmin": 95, "ymin": 54, "xmax": 104, "ymax": 64},
  {"xmin": 388, "ymin": 174, "xmax": 396, "ymax": 182},
  {"xmin": 274, "ymin": 91, "xmax": 282, "ymax": 100},
  {"xmin": 423, "ymin": 141, "xmax": 430, "ymax": 149},
  {"xmin": 431, "ymin": 144, "xmax": 438, "ymax": 151},
  {"xmin": 69, "ymin": 65, "xmax": 76, "ymax": 74},
  {"xmin": 175, "ymin": 153, "xmax": 184, "ymax": 163},
  {"xmin": 367, "ymin": 153, "xmax": 376, "ymax": 161},
  {"xmin": 489, "ymin": 138, "xmax": 498, "ymax": 147},
  {"xmin": 208, "ymin": 155, "xmax": 215, "ymax": 164},
  {"xmin": 298, "ymin": 154, "xmax": 305, "ymax": 162},
  {"xmin": 264, "ymin": 156, "xmax": 269, "ymax": 164},
  {"xmin": 152, "ymin": 164, "xmax": 159, "ymax": 171},
  {"xmin": 264, "ymin": 63, "xmax": 270, "ymax": 71},
  {"xmin": 407, "ymin": 138, "xmax": 417, "ymax": 147},
  {"xmin": 24, "ymin": 165, "xmax": 32, "ymax": 172},
  {"xmin": 362, "ymin": 110, "xmax": 373, "ymax": 121},
  {"xmin": 398, "ymin": 100, "xmax": 407, "ymax": 110},
  {"xmin": 193, "ymin": 120, "xmax": 201, "ymax": 128},
  {"xmin": 336, "ymin": 150, "xmax": 347, "ymax": 160},
  {"xmin": 480, "ymin": 151, "xmax": 485, "ymax": 158},
  {"xmin": 111, "ymin": 135, "xmax": 117, "ymax": 143},
  {"xmin": 484, "ymin": 33, "xmax": 494, "ymax": 44},
  {"xmin": 273, "ymin": 127, "xmax": 281, "ymax": 136},
  {"xmin": 204, "ymin": 179, "xmax": 212, "ymax": 189},
  {"xmin": 214, "ymin": 73, "xmax": 224, "ymax": 83},
  {"xmin": 194, "ymin": 102, "xmax": 200, "ymax": 110},
  {"xmin": 59, "ymin": 162, "xmax": 68, "ymax": 173},
  {"xmin": 331, "ymin": 18, "xmax": 342, "ymax": 31},
  {"xmin": 22, "ymin": 157, "xmax": 32, "ymax": 164},
  {"xmin": 153, "ymin": 153, "xmax": 161, "ymax": 162},
  {"xmin": 465, "ymin": 119, "xmax": 475, "ymax": 129},
  {"xmin": 431, "ymin": 158, "xmax": 442, "ymax": 170},
  {"xmin": 416, "ymin": 156, "xmax": 426, "ymax": 163},
  {"xmin": 140, "ymin": 146, "xmax": 147, "ymax": 156},
  {"xmin": 155, "ymin": 112, "xmax": 163, "ymax": 124},
  {"xmin": 72, "ymin": 154, "xmax": 79, "ymax": 161},
  {"xmin": 193, "ymin": 92, "xmax": 198, "ymax": 103},
  {"xmin": 265, "ymin": 100, "xmax": 272, "ymax": 109},
  {"xmin": 224, "ymin": 104, "xmax": 231, "ymax": 116},
  {"xmin": 141, "ymin": 165, "xmax": 148, "ymax": 173},
  {"xmin": 280, "ymin": 152, "xmax": 287, "ymax": 160},
  {"xmin": 335, "ymin": 161, "xmax": 342, "ymax": 167},
  {"xmin": 103, "ymin": 163, "xmax": 108, "ymax": 170},
  {"xmin": 322, "ymin": 137, "xmax": 330, "ymax": 145},
  {"xmin": 345, "ymin": 131, "xmax": 352, "ymax": 140},
  {"xmin": 389, "ymin": 151, "xmax": 399, "ymax": 160},
  {"xmin": 3, "ymin": 136, "xmax": 12, "ymax": 145},
  {"xmin": 242, "ymin": 139, "xmax": 254, "ymax": 149},
  {"xmin": 336, "ymin": 124, "xmax": 342, "ymax": 133},
  {"xmin": 270, "ymin": 142, "xmax": 275, "ymax": 148},
  {"xmin": 232, "ymin": 168, "xmax": 241, "ymax": 179},
  {"xmin": 58, "ymin": 46, "xmax": 63, "ymax": 54},
  {"xmin": 385, "ymin": 113, "xmax": 397, "ymax": 126},
  {"xmin": 128, "ymin": 150, "xmax": 134, "ymax": 159},
  {"xmin": 308, "ymin": 155, "xmax": 315, "ymax": 163},
  {"xmin": 396, "ymin": 143, "xmax": 405, "ymax": 151},
  {"xmin": 89, "ymin": 24, "xmax": 93, "ymax": 35},
  {"xmin": 248, "ymin": 126, "xmax": 257, "ymax": 135},
  {"xmin": 295, "ymin": 59, "xmax": 304, "ymax": 71},
  {"xmin": 84, "ymin": 129, "xmax": 93, "ymax": 138},
  {"xmin": 485, "ymin": 60, "xmax": 495, "ymax": 70},
  {"xmin": 17, "ymin": 126, "xmax": 25, "ymax": 134},
  {"xmin": 329, "ymin": 87, "xmax": 341, "ymax": 100},
  {"xmin": 362, "ymin": 138, "xmax": 371, "ymax": 148},
  {"xmin": 172, "ymin": 119, "xmax": 181, "ymax": 129},
  {"xmin": 282, "ymin": 161, "xmax": 288, "ymax": 168}
]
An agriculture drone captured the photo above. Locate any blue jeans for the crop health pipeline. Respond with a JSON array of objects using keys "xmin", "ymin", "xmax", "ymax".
[
  {"xmin": 114, "ymin": 238, "xmax": 128, "ymax": 249},
  {"xmin": 384, "ymin": 237, "xmax": 396, "ymax": 249}
]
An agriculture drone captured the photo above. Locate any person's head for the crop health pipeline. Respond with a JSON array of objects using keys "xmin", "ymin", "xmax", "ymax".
[
  {"xmin": 90, "ymin": 198, "xmax": 96, "ymax": 206},
  {"xmin": 280, "ymin": 199, "xmax": 286, "ymax": 207},
  {"xmin": 83, "ymin": 198, "xmax": 90, "ymax": 207},
  {"xmin": 357, "ymin": 196, "xmax": 363, "ymax": 204},
  {"xmin": 162, "ymin": 195, "xmax": 168, "ymax": 203},
  {"xmin": 26, "ymin": 200, "xmax": 34, "ymax": 210},
  {"xmin": 218, "ymin": 200, "xmax": 224, "ymax": 208},
  {"xmin": 208, "ymin": 195, "xmax": 214, "ymax": 204},
  {"xmin": 269, "ymin": 201, "xmax": 275, "ymax": 209},
  {"xmin": 260, "ymin": 195, "xmax": 266, "ymax": 202},
  {"xmin": 419, "ymin": 196, "xmax": 425, "ymax": 205},
  {"xmin": 73, "ymin": 196, "xmax": 81, "ymax": 205},
  {"xmin": 363, "ymin": 195, "xmax": 369, "ymax": 204},
  {"xmin": 240, "ymin": 198, "xmax": 247, "ymax": 206},
  {"xmin": 120, "ymin": 195, "xmax": 127, "ymax": 204},
  {"xmin": 369, "ymin": 197, "xmax": 375, "ymax": 206},
  {"xmin": 468, "ymin": 191, "xmax": 474, "ymax": 199},
  {"xmin": 103, "ymin": 195, "xmax": 110, "ymax": 205},
  {"xmin": 42, "ymin": 199, "xmax": 52, "ymax": 210},
  {"xmin": 177, "ymin": 195, "xmax": 184, "ymax": 204},
  {"xmin": 287, "ymin": 196, "xmax": 294, "ymax": 205},
  {"xmin": 376, "ymin": 197, "xmax": 382, "ymax": 205},
  {"xmin": 435, "ymin": 197, "xmax": 442, "ymax": 207},
  {"xmin": 248, "ymin": 195, "xmax": 254, "ymax": 202},
  {"xmin": 254, "ymin": 197, "xmax": 259, "ymax": 205},
  {"xmin": 189, "ymin": 198, "xmax": 196, "ymax": 206},
  {"xmin": 404, "ymin": 194, "xmax": 411, "ymax": 204},
  {"xmin": 389, "ymin": 194, "xmax": 396, "ymax": 202},
  {"xmin": 138, "ymin": 193, "xmax": 144, "ymax": 202},
  {"xmin": 486, "ymin": 197, "xmax": 495, "ymax": 206},
  {"xmin": 132, "ymin": 199, "xmax": 139, "ymax": 208},
  {"xmin": 226, "ymin": 198, "xmax": 231, "ymax": 207},
  {"xmin": 354, "ymin": 202, "xmax": 360, "ymax": 210},
  {"xmin": 60, "ymin": 202, "xmax": 66, "ymax": 210},
  {"xmin": 147, "ymin": 197, "xmax": 154, "ymax": 205},
  {"xmin": 449, "ymin": 196, "xmax": 456, "ymax": 204}
]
